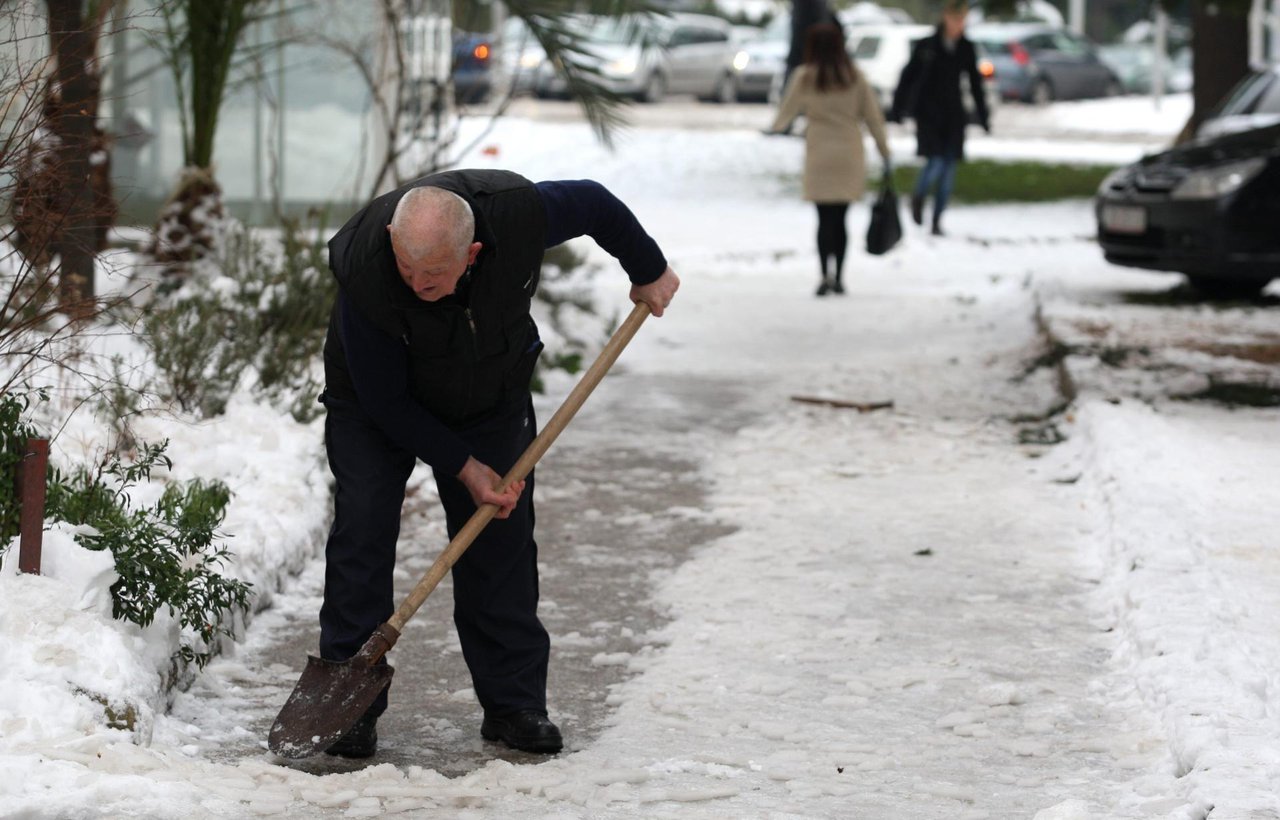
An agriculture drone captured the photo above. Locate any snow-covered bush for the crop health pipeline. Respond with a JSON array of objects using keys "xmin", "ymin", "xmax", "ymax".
[
  {"xmin": 2, "ymin": 388, "xmax": 249, "ymax": 670},
  {"xmin": 43, "ymin": 438, "xmax": 251, "ymax": 670},
  {"xmin": 144, "ymin": 217, "xmax": 335, "ymax": 421},
  {"xmin": 533, "ymin": 242, "xmax": 611, "ymax": 390}
]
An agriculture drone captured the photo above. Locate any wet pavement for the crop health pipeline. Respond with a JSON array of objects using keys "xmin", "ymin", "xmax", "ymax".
[{"xmin": 171, "ymin": 371, "xmax": 759, "ymax": 776}]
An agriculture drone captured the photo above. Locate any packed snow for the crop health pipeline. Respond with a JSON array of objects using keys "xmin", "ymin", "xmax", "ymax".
[{"xmin": 2, "ymin": 98, "xmax": 1278, "ymax": 819}]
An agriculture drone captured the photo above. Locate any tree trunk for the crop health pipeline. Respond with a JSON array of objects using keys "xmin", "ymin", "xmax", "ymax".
[
  {"xmin": 1181, "ymin": 1, "xmax": 1251, "ymax": 142},
  {"xmin": 45, "ymin": 0, "xmax": 98, "ymax": 315}
]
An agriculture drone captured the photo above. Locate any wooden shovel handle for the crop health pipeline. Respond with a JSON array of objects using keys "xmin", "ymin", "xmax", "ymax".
[{"xmin": 386, "ymin": 301, "xmax": 652, "ymax": 635}]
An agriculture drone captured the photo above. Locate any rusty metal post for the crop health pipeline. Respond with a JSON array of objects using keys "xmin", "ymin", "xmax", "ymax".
[{"xmin": 16, "ymin": 438, "xmax": 48, "ymax": 575}]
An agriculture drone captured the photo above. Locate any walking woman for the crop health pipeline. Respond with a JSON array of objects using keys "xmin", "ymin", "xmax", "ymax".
[
  {"xmin": 768, "ymin": 22, "xmax": 891, "ymax": 297},
  {"xmin": 889, "ymin": 0, "xmax": 989, "ymax": 236}
]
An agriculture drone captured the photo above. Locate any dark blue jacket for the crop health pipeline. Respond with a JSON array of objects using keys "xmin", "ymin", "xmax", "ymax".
[{"xmin": 324, "ymin": 173, "xmax": 666, "ymax": 476}]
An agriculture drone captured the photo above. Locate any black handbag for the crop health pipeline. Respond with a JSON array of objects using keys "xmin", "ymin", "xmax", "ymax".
[{"xmin": 866, "ymin": 171, "xmax": 903, "ymax": 256}]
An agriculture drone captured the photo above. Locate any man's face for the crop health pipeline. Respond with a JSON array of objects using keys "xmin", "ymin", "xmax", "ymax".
[
  {"xmin": 943, "ymin": 10, "xmax": 966, "ymax": 38},
  {"xmin": 391, "ymin": 238, "xmax": 482, "ymax": 302}
]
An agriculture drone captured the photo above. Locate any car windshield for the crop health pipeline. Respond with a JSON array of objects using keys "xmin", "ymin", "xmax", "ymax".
[
  {"xmin": 1256, "ymin": 76, "xmax": 1280, "ymax": 114},
  {"xmin": 588, "ymin": 16, "xmax": 651, "ymax": 46},
  {"xmin": 1215, "ymin": 71, "xmax": 1279, "ymax": 118}
]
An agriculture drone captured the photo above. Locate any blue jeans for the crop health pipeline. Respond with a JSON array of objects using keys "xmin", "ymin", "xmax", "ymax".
[{"xmin": 913, "ymin": 156, "xmax": 958, "ymax": 220}]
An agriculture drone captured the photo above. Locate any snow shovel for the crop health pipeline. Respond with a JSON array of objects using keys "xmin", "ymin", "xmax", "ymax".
[{"xmin": 268, "ymin": 302, "xmax": 652, "ymax": 759}]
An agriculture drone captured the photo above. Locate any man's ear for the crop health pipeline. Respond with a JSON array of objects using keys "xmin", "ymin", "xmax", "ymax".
[{"xmin": 467, "ymin": 241, "xmax": 483, "ymax": 265}]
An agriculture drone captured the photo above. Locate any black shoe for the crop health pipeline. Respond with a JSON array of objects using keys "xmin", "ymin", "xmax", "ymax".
[
  {"xmin": 931, "ymin": 222, "xmax": 945, "ymax": 237},
  {"xmin": 324, "ymin": 713, "xmax": 378, "ymax": 759},
  {"xmin": 831, "ymin": 279, "xmax": 845, "ymax": 295},
  {"xmin": 481, "ymin": 710, "xmax": 563, "ymax": 754},
  {"xmin": 910, "ymin": 194, "xmax": 924, "ymax": 226},
  {"xmin": 816, "ymin": 279, "xmax": 831, "ymax": 296}
]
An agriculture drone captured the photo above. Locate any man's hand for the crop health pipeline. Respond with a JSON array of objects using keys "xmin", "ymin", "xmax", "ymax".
[
  {"xmin": 457, "ymin": 457, "xmax": 525, "ymax": 519},
  {"xmin": 630, "ymin": 266, "xmax": 680, "ymax": 318}
]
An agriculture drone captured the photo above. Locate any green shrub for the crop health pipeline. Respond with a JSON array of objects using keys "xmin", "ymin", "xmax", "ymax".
[
  {"xmin": 0, "ymin": 389, "xmax": 44, "ymax": 543},
  {"xmin": 535, "ymin": 243, "xmax": 606, "ymax": 390},
  {"xmin": 144, "ymin": 287, "xmax": 253, "ymax": 417},
  {"xmin": 145, "ymin": 216, "xmax": 335, "ymax": 421},
  {"xmin": 45, "ymin": 439, "xmax": 251, "ymax": 669}
]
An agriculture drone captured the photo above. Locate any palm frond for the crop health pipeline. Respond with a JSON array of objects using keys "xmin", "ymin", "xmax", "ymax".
[{"xmin": 499, "ymin": 0, "xmax": 668, "ymax": 147}]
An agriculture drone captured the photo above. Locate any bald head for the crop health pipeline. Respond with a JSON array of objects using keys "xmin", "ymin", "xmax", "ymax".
[
  {"xmin": 389, "ymin": 186, "xmax": 475, "ymax": 262},
  {"xmin": 386, "ymin": 187, "xmax": 482, "ymax": 302}
]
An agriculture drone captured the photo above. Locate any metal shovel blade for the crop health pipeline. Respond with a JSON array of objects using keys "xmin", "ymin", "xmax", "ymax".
[{"xmin": 268, "ymin": 655, "xmax": 394, "ymax": 759}]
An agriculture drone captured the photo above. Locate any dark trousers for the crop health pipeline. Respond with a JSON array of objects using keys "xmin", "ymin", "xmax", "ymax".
[
  {"xmin": 318, "ymin": 393, "xmax": 549, "ymax": 719},
  {"xmin": 815, "ymin": 202, "xmax": 850, "ymax": 283}
]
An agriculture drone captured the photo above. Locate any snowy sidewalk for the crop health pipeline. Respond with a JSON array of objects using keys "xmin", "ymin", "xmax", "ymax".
[{"xmin": 4, "ymin": 113, "xmax": 1279, "ymax": 818}]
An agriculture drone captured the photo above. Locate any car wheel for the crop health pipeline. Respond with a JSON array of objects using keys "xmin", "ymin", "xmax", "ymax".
[
  {"xmin": 1030, "ymin": 78, "xmax": 1053, "ymax": 106},
  {"xmin": 1186, "ymin": 276, "xmax": 1269, "ymax": 299},
  {"xmin": 641, "ymin": 73, "xmax": 665, "ymax": 103},
  {"xmin": 767, "ymin": 77, "xmax": 783, "ymax": 106},
  {"xmin": 714, "ymin": 74, "xmax": 737, "ymax": 104}
]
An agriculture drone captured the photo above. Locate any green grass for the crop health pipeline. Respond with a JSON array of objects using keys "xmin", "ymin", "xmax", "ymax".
[{"xmin": 880, "ymin": 159, "xmax": 1116, "ymax": 204}]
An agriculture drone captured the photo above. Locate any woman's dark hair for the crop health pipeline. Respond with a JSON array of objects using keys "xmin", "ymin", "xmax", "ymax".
[{"xmin": 803, "ymin": 23, "xmax": 854, "ymax": 91}]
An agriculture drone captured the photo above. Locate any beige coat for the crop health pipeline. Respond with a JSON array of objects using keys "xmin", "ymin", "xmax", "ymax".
[{"xmin": 771, "ymin": 65, "xmax": 891, "ymax": 203}]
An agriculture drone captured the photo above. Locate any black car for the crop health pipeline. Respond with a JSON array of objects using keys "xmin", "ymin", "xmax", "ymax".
[
  {"xmin": 453, "ymin": 31, "xmax": 492, "ymax": 104},
  {"xmin": 1095, "ymin": 122, "xmax": 1280, "ymax": 296}
]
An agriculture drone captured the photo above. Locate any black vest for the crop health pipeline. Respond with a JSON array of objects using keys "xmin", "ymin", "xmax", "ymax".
[{"xmin": 323, "ymin": 170, "xmax": 548, "ymax": 427}]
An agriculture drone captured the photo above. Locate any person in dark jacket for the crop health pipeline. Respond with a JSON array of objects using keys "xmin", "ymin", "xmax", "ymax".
[
  {"xmin": 785, "ymin": 0, "xmax": 841, "ymax": 85},
  {"xmin": 318, "ymin": 169, "xmax": 679, "ymax": 759},
  {"xmin": 889, "ymin": 0, "xmax": 989, "ymax": 236}
]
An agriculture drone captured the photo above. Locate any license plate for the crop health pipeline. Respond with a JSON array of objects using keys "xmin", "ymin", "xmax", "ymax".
[{"xmin": 1102, "ymin": 204, "xmax": 1147, "ymax": 235}]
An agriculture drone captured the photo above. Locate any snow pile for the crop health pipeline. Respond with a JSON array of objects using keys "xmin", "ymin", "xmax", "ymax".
[
  {"xmin": 0, "ymin": 524, "xmax": 168, "ymax": 746},
  {"xmin": 1067, "ymin": 400, "xmax": 1280, "ymax": 815},
  {"xmin": 1039, "ymin": 94, "xmax": 1192, "ymax": 138},
  {"xmin": 124, "ymin": 394, "xmax": 332, "ymax": 610}
]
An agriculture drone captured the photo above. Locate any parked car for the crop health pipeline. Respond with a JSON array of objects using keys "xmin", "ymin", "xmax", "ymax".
[
  {"xmin": 839, "ymin": 1, "xmax": 914, "ymax": 27},
  {"xmin": 966, "ymin": 0, "xmax": 1065, "ymax": 26},
  {"xmin": 453, "ymin": 30, "xmax": 493, "ymax": 104},
  {"xmin": 1097, "ymin": 42, "xmax": 1191, "ymax": 95},
  {"xmin": 1197, "ymin": 64, "xmax": 1280, "ymax": 141},
  {"xmin": 846, "ymin": 23, "xmax": 999, "ymax": 119},
  {"xmin": 968, "ymin": 23, "xmax": 1121, "ymax": 104},
  {"xmin": 1095, "ymin": 119, "xmax": 1280, "ymax": 296},
  {"xmin": 490, "ymin": 17, "xmax": 547, "ymax": 97},
  {"xmin": 846, "ymin": 23, "xmax": 933, "ymax": 110},
  {"xmin": 732, "ymin": 13, "xmax": 789, "ymax": 102},
  {"xmin": 534, "ymin": 13, "xmax": 738, "ymax": 103}
]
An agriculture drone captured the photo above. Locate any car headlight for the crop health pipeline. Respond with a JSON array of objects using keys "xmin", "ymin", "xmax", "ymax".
[
  {"xmin": 733, "ymin": 51, "xmax": 750, "ymax": 72},
  {"xmin": 519, "ymin": 52, "xmax": 542, "ymax": 69},
  {"xmin": 1170, "ymin": 158, "xmax": 1266, "ymax": 200},
  {"xmin": 607, "ymin": 56, "xmax": 638, "ymax": 75}
]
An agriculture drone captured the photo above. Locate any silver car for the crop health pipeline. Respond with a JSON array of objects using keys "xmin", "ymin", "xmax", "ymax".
[{"xmin": 535, "ymin": 13, "xmax": 739, "ymax": 103}]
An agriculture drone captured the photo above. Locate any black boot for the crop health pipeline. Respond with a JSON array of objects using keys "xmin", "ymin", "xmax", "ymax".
[
  {"xmin": 816, "ymin": 278, "xmax": 831, "ymax": 296},
  {"xmin": 481, "ymin": 710, "xmax": 563, "ymax": 754},
  {"xmin": 931, "ymin": 216, "xmax": 944, "ymax": 237},
  {"xmin": 324, "ymin": 712, "xmax": 378, "ymax": 759},
  {"xmin": 831, "ymin": 275, "xmax": 845, "ymax": 294},
  {"xmin": 910, "ymin": 194, "xmax": 924, "ymax": 226}
]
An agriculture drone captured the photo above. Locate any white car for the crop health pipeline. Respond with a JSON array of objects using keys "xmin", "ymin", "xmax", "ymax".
[
  {"xmin": 732, "ymin": 13, "xmax": 788, "ymax": 102},
  {"xmin": 534, "ymin": 13, "xmax": 739, "ymax": 103},
  {"xmin": 846, "ymin": 23, "xmax": 934, "ymax": 110},
  {"xmin": 847, "ymin": 23, "xmax": 1000, "ymax": 118},
  {"xmin": 491, "ymin": 17, "xmax": 547, "ymax": 97}
]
